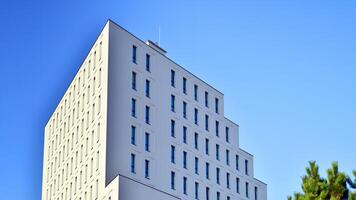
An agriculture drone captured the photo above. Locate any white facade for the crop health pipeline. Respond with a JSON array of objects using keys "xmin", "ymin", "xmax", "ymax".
[{"xmin": 42, "ymin": 20, "xmax": 267, "ymax": 200}]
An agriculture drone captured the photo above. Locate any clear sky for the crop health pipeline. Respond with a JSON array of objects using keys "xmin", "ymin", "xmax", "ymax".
[{"xmin": 1, "ymin": 0, "xmax": 356, "ymax": 199}]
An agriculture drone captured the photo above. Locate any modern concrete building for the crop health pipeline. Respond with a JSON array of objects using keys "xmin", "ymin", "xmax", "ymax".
[{"xmin": 41, "ymin": 20, "xmax": 267, "ymax": 200}]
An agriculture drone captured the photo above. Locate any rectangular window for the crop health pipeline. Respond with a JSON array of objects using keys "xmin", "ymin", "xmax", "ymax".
[
  {"xmin": 131, "ymin": 126, "xmax": 136, "ymax": 145},
  {"xmin": 246, "ymin": 182, "xmax": 249, "ymax": 198},
  {"xmin": 195, "ymin": 182, "xmax": 199, "ymax": 200},
  {"xmin": 225, "ymin": 127, "xmax": 229, "ymax": 143},
  {"xmin": 216, "ymin": 167, "xmax": 220, "ymax": 185},
  {"xmin": 217, "ymin": 192, "xmax": 220, "ymax": 200},
  {"xmin": 236, "ymin": 177, "xmax": 240, "ymax": 193},
  {"xmin": 146, "ymin": 54, "xmax": 150, "ymax": 72},
  {"xmin": 236, "ymin": 155, "xmax": 239, "ymax": 171},
  {"xmin": 245, "ymin": 160, "xmax": 249, "ymax": 175},
  {"xmin": 206, "ymin": 187, "xmax": 210, "ymax": 200},
  {"xmin": 130, "ymin": 153, "xmax": 135, "ymax": 173},
  {"xmin": 183, "ymin": 126, "xmax": 187, "ymax": 144},
  {"xmin": 131, "ymin": 98, "xmax": 136, "ymax": 117},
  {"xmin": 194, "ymin": 108, "xmax": 198, "ymax": 125},
  {"xmin": 205, "ymin": 115, "xmax": 209, "ymax": 131},
  {"xmin": 183, "ymin": 176, "xmax": 188, "ymax": 195},
  {"xmin": 216, "ymin": 144, "xmax": 220, "ymax": 160},
  {"xmin": 205, "ymin": 91, "xmax": 209, "ymax": 107},
  {"xmin": 226, "ymin": 173, "xmax": 230, "ymax": 189},
  {"xmin": 145, "ymin": 80, "xmax": 150, "ymax": 98},
  {"xmin": 255, "ymin": 186, "xmax": 258, "ymax": 200},
  {"xmin": 145, "ymin": 106, "xmax": 150, "ymax": 124},
  {"xmin": 171, "ymin": 120, "xmax": 175, "ymax": 137},
  {"xmin": 194, "ymin": 84, "xmax": 198, "ymax": 101},
  {"xmin": 195, "ymin": 157, "xmax": 199, "ymax": 174},
  {"xmin": 132, "ymin": 71, "xmax": 136, "ymax": 90},
  {"xmin": 145, "ymin": 132, "xmax": 150, "ymax": 151},
  {"xmin": 145, "ymin": 160, "xmax": 150, "ymax": 179},
  {"xmin": 205, "ymin": 162, "xmax": 210, "ymax": 179},
  {"xmin": 227, "ymin": 196, "xmax": 230, "ymax": 200},
  {"xmin": 183, "ymin": 151, "xmax": 187, "ymax": 169},
  {"xmin": 171, "ymin": 95, "xmax": 175, "ymax": 112},
  {"xmin": 205, "ymin": 138, "xmax": 209, "ymax": 155},
  {"xmin": 132, "ymin": 45, "xmax": 137, "ymax": 63},
  {"xmin": 171, "ymin": 171, "xmax": 175, "ymax": 190},
  {"xmin": 215, "ymin": 121, "xmax": 219, "ymax": 137},
  {"xmin": 194, "ymin": 132, "xmax": 199, "ymax": 150},
  {"xmin": 215, "ymin": 98, "xmax": 219, "ymax": 114},
  {"xmin": 183, "ymin": 77, "xmax": 187, "ymax": 94},
  {"xmin": 171, "ymin": 70, "xmax": 175, "ymax": 87},
  {"xmin": 183, "ymin": 101, "xmax": 187, "ymax": 119},
  {"xmin": 226, "ymin": 149, "xmax": 230, "ymax": 166},
  {"xmin": 171, "ymin": 145, "xmax": 175, "ymax": 163}
]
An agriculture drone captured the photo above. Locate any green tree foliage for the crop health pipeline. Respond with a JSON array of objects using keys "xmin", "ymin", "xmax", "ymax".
[{"xmin": 288, "ymin": 162, "xmax": 356, "ymax": 200}]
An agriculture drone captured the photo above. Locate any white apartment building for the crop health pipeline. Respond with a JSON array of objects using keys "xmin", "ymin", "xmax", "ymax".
[{"xmin": 41, "ymin": 20, "xmax": 267, "ymax": 200}]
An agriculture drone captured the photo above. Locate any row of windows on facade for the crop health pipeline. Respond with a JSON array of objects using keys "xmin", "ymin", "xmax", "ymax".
[
  {"xmin": 47, "ymin": 150, "xmax": 100, "ymax": 200},
  {"xmin": 131, "ymin": 45, "xmax": 220, "ymax": 114},
  {"xmin": 49, "ymin": 64, "xmax": 102, "ymax": 140},
  {"xmin": 170, "ymin": 171, "xmax": 258, "ymax": 200},
  {"xmin": 131, "ymin": 98, "xmax": 151, "ymax": 124}
]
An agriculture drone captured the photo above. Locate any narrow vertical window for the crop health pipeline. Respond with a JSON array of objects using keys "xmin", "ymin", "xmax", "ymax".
[
  {"xmin": 171, "ymin": 171, "xmax": 175, "ymax": 190},
  {"xmin": 171, "ymin": 95, "xmax": 175, "ymax": 112},
  {"xmin": 195, "ymin": 182, "xmax": 199, "ymax": 200},
  {"xmin": 145, "ymin": 160, "xmax": 150, "ymax": 179},
  {"xmin": 171, "ymin": 120, "xmax": 175, "ymax": 137},
  {"xmin": 183, "ymin": 126, "xmax": 187, "ymax": 144},
  {"xmin": 171, "ymin": 70, "xmax": 175, "ymax": 87},
  {"xmin": 205, "ymin": 91, "xmax": 209, "ymax": 107},
  {"xmin": 216, "ymin": 144, "xmax": 220, "ymax": 160},
  {"xmin": 205, "ymin": 162, "xmax": 210, "ymax": 179},
  {"xmin": 130, "ymin": 153, "xmax": 135, "ymax": 173},
  {"xmin": 236, "ymin": 155, "xmax": 239, "ymax": 171},
  {"xmin": 130, "ymin": 126, "xmax": 136, "ymax": 145},
  {"xmin": 215, "ymin": 98, "xmax": 219, "ymax": 114},
  {"xmin": 226, "ymin": 149, "xmax": 230, "ymax": 166},
  {"xmin": 183, "ymin": 101, "xmax": 187, "ymax": 119},
  {"xmin": 131, "ymin": 98, "xmax": 136, "ymax": 117},
  {"xmin": 146, "ymin": 54, "xmax": 150, "ymax": 72},
  {"xmin": 205, "ymin": 115, "xmax": 209, "ymax": 131},
  {"xmin": 194, "ymin": 84, "xmax": 198, "ymax": 101},
  {"xmin": 246, "ymin": 182, "xmax": 249, "ymax": 198},
  {"xmin": 183, "ymin": 77, "xmax": 187, "ymax": 94},
  {"xmin": 171, "ymin": 145, "xmax": 175, "ymax": 163},
  {"xmin": 245, "ymin": 160, "xmax": 249, "ymax": 175},
  {"xmin": 255, "ymin": 186, "xmax": 258, "ymax": 200},
  {"xmin": 145, "ymin": 79, "xmax": 150, "ymax": 98},
  {"xmin": 226, "ymin": 173, "xmax": 230, "ymax": 189},
  {"xmin": 194, "ymin": 108, "xmax": 198, "ymax": 125},
  {"xmin": 194, "ymin": 132, "xmax": 199, "ymax": 150},
  {"xmin": 205, "ymin": 138, "xmax": 209, "ymax": 155},
  {"xmin": 145, "ymin": 132, "xmax": 150, "ymax": 151},
  {"xmin": 216, "ymin": 167, "xmax": 220, "ymax": 184},
  {"xmin": 236, "ymin": 177, "xmax": 240, "ymax": 193},
  {"xmin": 145, "ymin": 106, "xmax": 150, "ymax": 124},
  {"xmin": 206, "ymin": 187, "xmax": 210, "ymax": 200},
  {"xmin": 225, "ymin": 127, "xmax": 229, "ymax": 143},
  {"xmin": 217, "ymin": 192, "xmax": 220, "ymax": 200},
  {"xmin": 194, "ymin": 157, "xmax": 199, "ymax": 174},
  {"xmin": 132, "ymin": 71, "xmax": 136, "ymax": 90},
  {"xmin": 132, "ymin": 45, "xmax": 137, "ymax": 63},
  {"xmin": 183, "ymin": 151, "xmax": 187, "ymax": 169},
  {"xmin": 183, "ymin": 177, "xmax": 187, "ymax": 195},
  {"xmin": 215, "ymin": 121, "xmax": 219, "ymax": 137}
]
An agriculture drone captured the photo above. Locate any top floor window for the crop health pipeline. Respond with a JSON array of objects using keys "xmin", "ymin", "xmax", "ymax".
[
  {"xmin": 183, "ymin": 77, "xmax": 187, "ymax": 94},
  {"xmin": 205, "ymin": 91, "xmax": 209, "ymax": 108},
  {"xmin": 171, "ymin": 70, "xmax": 175, "ymax": 87},
  {"xmin": 215, "ymin": 98, "xmax": 219, "ymax": 114},
  {"xmin": 146, "ymin": 54, "xmax": 150, "ymax": 72},
  {"xmin": 194, "ymin": 84, "xmax": 198, "ymax": 101},
  {"xmin": 132, "ymin": 45, "xmax": 137, "ymax": 64},
  {"xmin": 245, "ymin": 160, "xmax": 249, "ymax": 175},
  {"xmin": 225, "ymin": 127, "xmax": 229, "ymax": 143}
]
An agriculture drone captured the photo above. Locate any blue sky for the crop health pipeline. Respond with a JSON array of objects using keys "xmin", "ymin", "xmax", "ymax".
[{"xmin": 0, "ymin": 0, "xmax": 356, "ymax": 199}]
